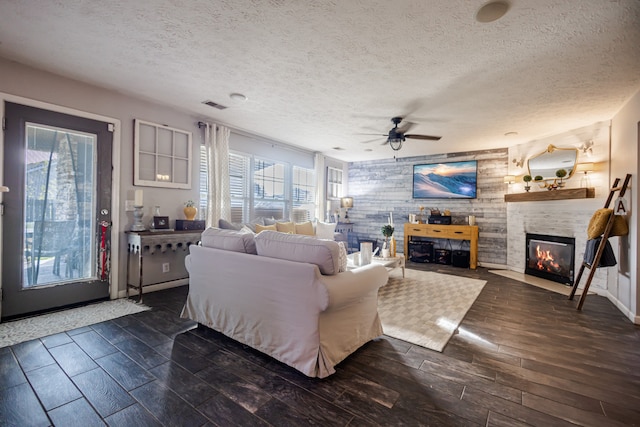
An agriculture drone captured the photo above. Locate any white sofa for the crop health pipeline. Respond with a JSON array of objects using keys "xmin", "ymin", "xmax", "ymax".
[{"xmin": 180, "ymin": 228, "xmax": 388, "ymax": 378}]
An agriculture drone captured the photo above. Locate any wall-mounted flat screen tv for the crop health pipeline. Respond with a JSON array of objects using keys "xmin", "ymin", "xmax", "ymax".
[{"xmin": 413, "ymin": 160, "xmax": 478, "ymax": 199}]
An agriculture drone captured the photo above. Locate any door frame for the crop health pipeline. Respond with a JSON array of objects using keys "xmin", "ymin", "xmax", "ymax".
[{"xmin": 0, "ymin": 93, "xmax": 121, "ymax": 318}]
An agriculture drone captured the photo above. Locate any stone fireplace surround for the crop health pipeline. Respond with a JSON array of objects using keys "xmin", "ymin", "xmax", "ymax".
[{"xmin": 506, "ymin": 195, "xmax": 609, "ymax": 293}]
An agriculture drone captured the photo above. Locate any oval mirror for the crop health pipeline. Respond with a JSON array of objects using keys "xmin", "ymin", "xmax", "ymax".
[{"xmin": 528, "ymin": 145, "xmax": 579, "ymax": 180}]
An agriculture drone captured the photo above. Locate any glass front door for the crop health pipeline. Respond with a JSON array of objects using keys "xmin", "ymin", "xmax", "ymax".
[{"xmin": 2, "ymin": 102, "xmax": 113, "ymax": 319}]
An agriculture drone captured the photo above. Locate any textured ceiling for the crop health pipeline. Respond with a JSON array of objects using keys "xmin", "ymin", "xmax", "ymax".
[{"xmin": 1, "ymin": 0, "xmax": 639, "ymax": 161}]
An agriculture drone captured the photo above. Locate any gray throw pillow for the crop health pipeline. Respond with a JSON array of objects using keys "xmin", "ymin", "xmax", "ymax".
[{"xmin": 218, "ymin": 219, "xmax": 243, "ymax": 231}]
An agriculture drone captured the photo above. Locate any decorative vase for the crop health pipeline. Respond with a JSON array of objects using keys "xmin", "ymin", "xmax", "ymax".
[
  {"xmin": 524, "ymin": 185, "xmax": 531, "ymax": 192},
  {"xmin": 183, "ymin": 206, "xmax": 197, "ymax": 221},
  {"xmin": 390, "ymin": 235, "xmax": 396, "ymax": 257}
]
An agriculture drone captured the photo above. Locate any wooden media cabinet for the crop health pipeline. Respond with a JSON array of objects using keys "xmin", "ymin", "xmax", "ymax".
[{"xmin": 403, "ymin": 223, "xmax": 479, "ymax": 269}]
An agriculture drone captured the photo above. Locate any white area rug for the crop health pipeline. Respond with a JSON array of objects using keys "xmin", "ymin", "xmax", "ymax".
[
  {"xmin": 0, "ymin": 299, "xmax": 150, "ymax": 348},
  {"xmin": 378, "ymin": 269, "xmax": 486, "ymax": 352}
]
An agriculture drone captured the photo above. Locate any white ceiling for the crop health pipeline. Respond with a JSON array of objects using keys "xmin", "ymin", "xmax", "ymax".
[{"xmin": 1, "ymin": 0, "xmax": 639, "ymax": 162}]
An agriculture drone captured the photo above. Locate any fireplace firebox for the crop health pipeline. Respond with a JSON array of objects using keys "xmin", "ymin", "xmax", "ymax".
[{"xmin": 525, "ymin": 233, "xmax": 575, "ymax": 285}]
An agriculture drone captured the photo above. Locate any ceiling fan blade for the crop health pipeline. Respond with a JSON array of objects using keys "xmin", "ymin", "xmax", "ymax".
[
  {"xmin": 397, "ymin": 121, "xmax": 415, "ymax": 134},
  {"xmin": 405, "ymin": 134, "xmax": 442, "ymax": 141},
  {"xmin": 360, "ymin": 138, "xmax": 382, "ymax": 144}
]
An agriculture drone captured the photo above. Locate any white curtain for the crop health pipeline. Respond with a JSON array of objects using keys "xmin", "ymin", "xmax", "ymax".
[{"xmin": 204, "ymin": 123, "xmax": 231, "ymax": 227}]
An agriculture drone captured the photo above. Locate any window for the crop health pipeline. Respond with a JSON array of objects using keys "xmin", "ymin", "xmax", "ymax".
[
  {"xmin": 253, "ymin": 158, "xmax": 286, "ymax": 219},
  {"xmin": 134, "ymin": 119, "xmax": 192, "ymax": 188},
  {"xmin": 292, "ymin": 166, "xmax": 315, "ymax": 222},
  {"xmin": 229, "ymin": 152, "xmax": 249, "ymax": 223},
  {"xmin": 202, "ymin": 151, "xmax": 315, "ymax": 223},
  {"xmin": 327, "ymin": 166, "xmax": 343, "ymax": 199}
]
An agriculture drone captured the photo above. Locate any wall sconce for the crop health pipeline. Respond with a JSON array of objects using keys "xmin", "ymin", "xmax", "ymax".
[
  {"xmin": 340, "ymin": 197, "xmax": 354, "ymax": 222},
  {"xmin": 575, "ymin": 162, "xmax": 594, "ymax": 188},
  {"xmin": 580, "ymin": 140, "xmax": 594, "ymax": 157},
  {"xmin": 503, "ymin": 175, "xmax": 516, "ymax": 184}
]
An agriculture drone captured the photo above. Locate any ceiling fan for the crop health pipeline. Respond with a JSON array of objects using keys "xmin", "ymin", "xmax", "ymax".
[{"xmin": 362, "ymin": 117, "xmax": 441, "ymax": 151}]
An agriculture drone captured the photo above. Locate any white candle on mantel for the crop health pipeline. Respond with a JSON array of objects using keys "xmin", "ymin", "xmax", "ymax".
[
  {"xmin": 390, "ymin": 212, "xmax": 394, "ymax": 227},
  {"xmin": 134, "ymin": 189, "xmax": 143, "ymax": 206}
]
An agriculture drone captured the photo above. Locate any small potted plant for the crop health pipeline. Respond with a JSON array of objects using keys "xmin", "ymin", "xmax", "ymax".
[
  {"xmin": 184, "ymin": 200, "xmax": 197, "ymax": 221},
  {"xmin": 522, "ymin": 175, "xmax": 532, "ymax": 192},
  {"xmin": 555, "ymin": 169, "xmax": 568, "ymax": 187},
  {"xmin": 381, "ymin": 224, "xmax": 394, "ymax": 257}
]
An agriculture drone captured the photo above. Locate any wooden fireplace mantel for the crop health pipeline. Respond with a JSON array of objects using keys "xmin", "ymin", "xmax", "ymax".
[{"xmin": 504, "ymin": 187, "xmax": 595, "ymax": 202}]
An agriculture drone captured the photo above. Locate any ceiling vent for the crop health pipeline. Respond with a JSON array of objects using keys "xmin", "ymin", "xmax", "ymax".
[{"xmin": 202, "ymin": 100, "xmax": 228, "ymax": 110}]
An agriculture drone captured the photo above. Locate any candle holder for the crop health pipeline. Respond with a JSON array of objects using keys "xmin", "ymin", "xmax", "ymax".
[{"xmin": 131, "ymin": 205, "xmax": 146, "ymax": 231}]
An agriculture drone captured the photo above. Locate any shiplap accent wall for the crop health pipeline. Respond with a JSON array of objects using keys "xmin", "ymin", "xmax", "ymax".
[{"xmin": 347, "ymin": 148, "xmax": 508, "ymax": 266}]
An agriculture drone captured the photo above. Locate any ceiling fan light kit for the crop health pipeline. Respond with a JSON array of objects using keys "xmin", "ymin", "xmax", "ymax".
[{"xmin": 358, "ymin": 116, "xmax": 442, "ymax": 152}]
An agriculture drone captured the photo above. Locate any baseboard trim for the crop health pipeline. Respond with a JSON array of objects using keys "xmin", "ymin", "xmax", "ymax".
[
  {"xmin": 117, "ymin": 279, "xmax": 188, "ymax": 299},
  {"xmin": 604, "ymin": 291, "xmax": 638, "ymax": 325}
]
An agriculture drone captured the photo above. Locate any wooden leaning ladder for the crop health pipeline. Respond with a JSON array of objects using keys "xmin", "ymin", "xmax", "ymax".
[{"xmin": 569, "ymin": 174, "xmax": 631, "ymax": 310}]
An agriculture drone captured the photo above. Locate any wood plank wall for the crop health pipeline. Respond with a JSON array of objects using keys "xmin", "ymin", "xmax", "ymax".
[{"xmin": 346, "ymin": 148, "xmax": 508, "ymax": 266}]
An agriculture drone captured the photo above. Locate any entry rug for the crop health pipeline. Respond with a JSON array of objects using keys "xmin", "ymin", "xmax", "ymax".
[
  {"xmin": 0, "ymin": 299, "xmax": 150, "ymax": 348},
  {"xmin": 378, "ymin": 269, "xmax": 486, "ymax": 352}
]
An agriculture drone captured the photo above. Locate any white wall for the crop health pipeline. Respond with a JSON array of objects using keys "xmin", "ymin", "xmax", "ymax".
[
  {"xmin": 610, "ymin": 88, "xmax": 640, "ymax": 323},
  {"xmin": 0, "ymin": 57, "xmax": 204, "ymax": 293}
]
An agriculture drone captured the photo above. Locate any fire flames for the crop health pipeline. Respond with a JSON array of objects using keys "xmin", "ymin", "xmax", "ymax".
[{"xmin": 535, "ymin": 245, "xmax": 561, "ymax": 273}]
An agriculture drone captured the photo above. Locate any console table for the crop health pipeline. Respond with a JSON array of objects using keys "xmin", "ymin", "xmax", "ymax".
[
  {"xmin": 126, "ymin": 230, "xmax": 201, "ymax": 302},
  {"xmin": 403, "ymin": 223, "xmax": 479, "ymax": 269}
]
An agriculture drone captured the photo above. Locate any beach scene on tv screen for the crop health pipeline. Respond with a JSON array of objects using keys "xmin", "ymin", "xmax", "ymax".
[{"xmin": 413, "ymin": 161, "xmax": 477, "ymax": 199}]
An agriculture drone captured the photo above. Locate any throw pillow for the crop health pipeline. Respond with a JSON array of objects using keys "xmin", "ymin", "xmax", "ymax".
[
  {"xmin": 255, "ymin": 224, "xmax": 277, "ymax": 233},
  {"xmin": 337, "ymin": 241, "xmax": 348, "ymax": 272},
  {"xmin": 240, "ymin": 225, "xmax": 255, "ymax": 234},
  {"xmin": 587, "ymin": 208, "xmax": 613, "ymax": 239},
  {"xmin": 316, "ymin": 221, "xmax": 336, "ymax": 240},
  {"xmin": 295, "ymin": 221, "xmax": 315, "ymax": 236},
  {"xmin": 275, "ymin": 221, "xmax": 295, "ymax": 233},
  {"xmin": 218, "ymin": 219, "xmax": 243, "ymax": 231}
]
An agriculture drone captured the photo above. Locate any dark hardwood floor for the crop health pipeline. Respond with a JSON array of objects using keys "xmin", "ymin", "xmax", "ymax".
[{"xmin": 1, "ymin": 263, "xmax": 639, "ymax": 426}]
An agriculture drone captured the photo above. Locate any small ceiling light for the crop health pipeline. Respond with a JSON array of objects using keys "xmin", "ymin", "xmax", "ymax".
[
  {"xmin": 476, "ymin": 1, "xmax": 510, "ymax": 23},
  {"xmin": 229, "ymin": 93, "xmax": 247, "ymax": 102},
  {"xmin": 504, "ymin": 131, "xmax": 518, "ymax": 137},
  {"xmin": 332, "ymin": 146, "xmax": 345, "ymax": 151}
]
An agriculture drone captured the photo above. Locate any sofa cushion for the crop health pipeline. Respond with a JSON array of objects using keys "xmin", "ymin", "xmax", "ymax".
[
  {"xmin": 295, "ymin": 221, "xmax": 315, "ymax": 236},
  {"xmin": 275, "ymin": 221, "xmax": 296, "ymax": 233},
  {"xmin": 255, "ymin": 230, "xmax": 341, "ymax": 275},
  {"xmin": 316, "ymin": 221, "xmax": 337, "ymax": 240},
  {"xmin": 201, "ymin": 227, "xmax": 257, "ymax": 254},
  {"xmin": 255, "ymin": 224, "xmax": 277, "ymax": 233}
]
